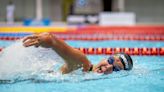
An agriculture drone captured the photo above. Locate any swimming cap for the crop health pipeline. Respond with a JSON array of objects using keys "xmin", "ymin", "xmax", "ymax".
[{"xmin": 116, "ymin": 53, "xmax": 133, "ymax": 70}]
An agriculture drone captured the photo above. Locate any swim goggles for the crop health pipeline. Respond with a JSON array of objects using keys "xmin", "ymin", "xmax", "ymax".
[{"xmin": 107, "ymin": 56, "xmax": 122, "ymax": 71}]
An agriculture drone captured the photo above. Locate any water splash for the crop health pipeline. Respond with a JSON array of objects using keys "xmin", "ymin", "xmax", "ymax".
[{"xmin": 0, "ymin": 40, "xmax": 64, "ymax": 81}]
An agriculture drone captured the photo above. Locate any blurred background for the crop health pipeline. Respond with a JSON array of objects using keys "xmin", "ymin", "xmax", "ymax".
[{"xmin": 0, "ymin": 0, "xmax": 164, "ymax": 26}]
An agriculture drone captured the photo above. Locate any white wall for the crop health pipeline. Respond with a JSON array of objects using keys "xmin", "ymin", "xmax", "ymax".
[
  {"xmin": 124, "ymin": 0, "xmax": 164, "ymax": 24},
  {"xmin": 43, "ymin": 0, "xmax": 62, "ymax": 21},
  {"xmin": 0, "ymin": 0, "xmax": 35, "ymax": 21}
]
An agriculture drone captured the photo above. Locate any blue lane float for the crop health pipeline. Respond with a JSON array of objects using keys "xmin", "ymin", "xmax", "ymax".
[{"xmin": 0, "ymin": 33, "xmax": 32, "ymax": 37}]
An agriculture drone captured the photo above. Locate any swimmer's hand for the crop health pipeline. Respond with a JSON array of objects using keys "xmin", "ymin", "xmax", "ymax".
[
  {"xmin": 23, "ymin": 32, "xmax": 53, "ymax": 48},
  {"xmin": 94, "ymin": 60, "xmax": 113, "ymax": 74}
]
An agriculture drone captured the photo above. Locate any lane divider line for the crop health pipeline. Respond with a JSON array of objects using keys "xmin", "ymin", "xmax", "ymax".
[
  {"xmin": 0, "ymin": 35, "xmax": 163, "ymax": 41},
  {"xmin": 0, "ymin": 47, "xmax": 163, "ymax": 56}
]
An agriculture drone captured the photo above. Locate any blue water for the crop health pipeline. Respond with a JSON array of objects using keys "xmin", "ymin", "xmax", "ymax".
[
  {"xmin": 0, "ymin": 40, "xmax": 164, "ymax": 92},
  {"xmin": 1, "ymin": 40, "xmax": 164, "ymax": 48}
]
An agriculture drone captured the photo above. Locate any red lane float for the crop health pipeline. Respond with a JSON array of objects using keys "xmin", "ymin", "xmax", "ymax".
[
  {"xmin": 105, "ymin": 48, "xmax": 113, "ymax": 55},
  {"xmin": 77, "ymin": 47, "xmax": 164, "ymax": 56},
  {"xmin": 96, "ymin": 48, "xmax": 104, "ymax": 54},
  {"xmin": 132, "ymin": 48, "xmax": 139, "ymax": 55},
  {"xmin": 0, "ymin": 47, "xmax": 163, "ymax": 55},
  {"xmin": 58, "ymin": 34, "xmax": 164, "ymax": 41},
  {"xmin": 76, "ymin": 26, "xmax": 164, "ymax": 35},
  {"xmin": 159, "ymin": 47, "xmax": 164, "ymax": 55},
  {"xmin": 151, "ymin": 47, "xmax": 158, "ymax": 55},
  {"xmin": 0, "ymin": 35, "xmax": 164, "ymax": 41},
  {"xmin": 123, "ymin": 48, "xmax": 131, "ymax": 55},
  {"xmin": 0, "ymin": 37, "xmax": 21, "ymax": 41}
]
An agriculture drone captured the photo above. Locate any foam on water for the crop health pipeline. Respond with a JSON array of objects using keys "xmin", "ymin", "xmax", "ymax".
[{"xmin": 0, "ymin": 40, "xmax": 64, "ymax": 81}]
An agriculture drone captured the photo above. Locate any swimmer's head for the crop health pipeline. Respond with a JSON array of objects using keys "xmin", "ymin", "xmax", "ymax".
[{"xmin": 94, "ymin": 52, "xmax": 133, "ymax": 74}]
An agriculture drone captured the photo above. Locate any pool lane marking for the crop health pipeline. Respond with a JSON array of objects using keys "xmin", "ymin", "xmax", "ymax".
[{"xmin": 0, "ymin": 47, "xmax": 163, "ymax": 55}]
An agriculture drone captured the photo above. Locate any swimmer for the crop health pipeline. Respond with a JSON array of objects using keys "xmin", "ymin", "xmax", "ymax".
[{"xmin": 23, "ymin": 32, "xmax": 133, "ymax": 74}]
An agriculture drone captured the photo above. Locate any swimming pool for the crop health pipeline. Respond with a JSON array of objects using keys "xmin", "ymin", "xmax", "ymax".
[{"xmin": 0, "ymin": 40, "xmax": 164, "ymax": 92}]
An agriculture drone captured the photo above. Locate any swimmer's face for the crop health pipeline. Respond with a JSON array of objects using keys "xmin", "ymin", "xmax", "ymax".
[{"xmin": 94, "ymin": 55, "xmax": 124, "ymax": 74}]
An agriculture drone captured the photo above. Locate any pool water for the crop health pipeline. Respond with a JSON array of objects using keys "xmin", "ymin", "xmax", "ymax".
[{"xmin": 0, "ymin": 40, "xmax": 164, "ymax": 92}]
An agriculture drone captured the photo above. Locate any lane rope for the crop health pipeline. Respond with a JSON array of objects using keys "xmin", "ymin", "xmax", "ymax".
[
  {"xmin": 0, "ymin": 35, "xmax": 163, "ymax": 41},
  {"xmin": 0, "ymin": 47, "xmax": 163, "ymax": 56}
]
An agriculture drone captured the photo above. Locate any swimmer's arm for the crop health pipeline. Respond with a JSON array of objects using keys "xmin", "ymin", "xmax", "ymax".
[
  {"xmin": 23, "ymin": 32, "xmax": 91, "ymax": 74},
  {"xmin": 50, "ymin": 34, "xmax": 91, "ymax": 73}
]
